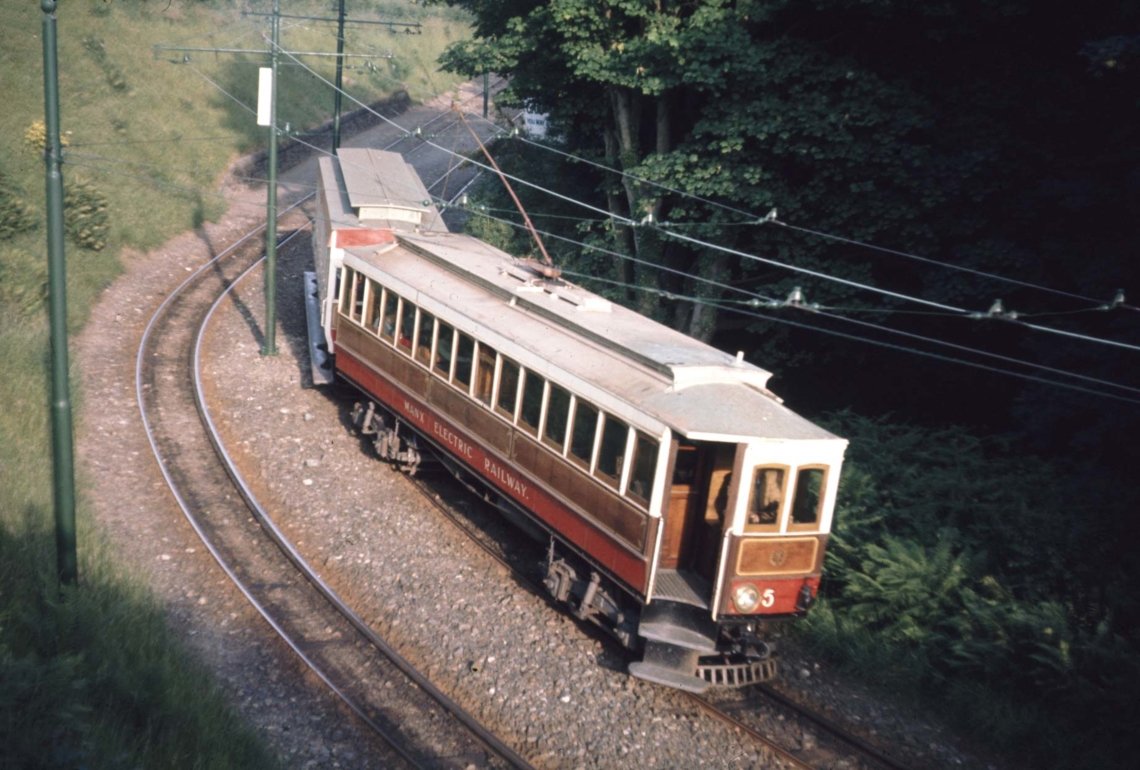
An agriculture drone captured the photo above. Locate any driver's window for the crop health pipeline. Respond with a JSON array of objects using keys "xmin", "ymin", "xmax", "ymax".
[{"xmin": 746, "ymin": 466, "xmax": 787, "ymax": 532}]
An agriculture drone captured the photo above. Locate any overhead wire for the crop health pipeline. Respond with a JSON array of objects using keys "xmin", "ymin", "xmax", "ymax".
[
  {"xmin": 161, "ymin": 35, "xmax": 1140, "ymax": 394},
  {"xmin": 488, "ymin": 114, "xmax": 1133, "ymax": 315},
  {"xmin": 461, "ymin": 205, "xmax": 1140, "ymax": 403}
]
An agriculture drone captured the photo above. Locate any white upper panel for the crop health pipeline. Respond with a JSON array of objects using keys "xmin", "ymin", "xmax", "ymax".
[{"xmin": 341, "ymin": 230, "xmax": 842, "ymax": 445}]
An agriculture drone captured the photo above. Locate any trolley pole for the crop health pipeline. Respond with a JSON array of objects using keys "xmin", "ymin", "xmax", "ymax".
[
  {"xmin": 40, "ymin": 0, "xmax": 78, "ymax": 586},
  {"xmin": 261, "ymin": 0, "xmax": 280, "ymax": 356}
]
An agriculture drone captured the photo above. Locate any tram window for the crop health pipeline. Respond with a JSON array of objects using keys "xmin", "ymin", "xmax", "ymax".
[
  {"xmin": 380, "ymin": 290, "xmax": 399, "ymax": 344},
  {"xmin": 336, "ymin": 268, "xmax": 351, "ymax": 313},
  {"xmin": 496, "ymin": 358, "xmax": 520, "ymax": 419},
  {"xmin": 543, "ymin": 383, "xmax": 571, "ymax": 451},
  {"xmin": 672, "ymin": 443, "xmax": 699, "ymax": 486},
  {"xmin": 433, "ymin": 322, "xmax": 454, "ymax": 378},
  {"xmin": 365, "ymin": 280, "xmax": 382, "ymax": 334},
  {"xmin": 415, "ymin": 311, "xmax": 435, "ymax": 366},
  {"xmin": 746, "ymin": 466, "xmax": 787, "ymax": 531},
  {"xmin": 397, "ymin": 300, "xmax": 414, "ymax": 352},
  {"xmin": 791, "ymin": 467, "xmax": 826, "ymax": 528},
  {"xmin": 350, "ymin": 271, "xmax": 366, "ymax": 322},
  {"xmin": 454, "ymin": 333, "xmax": 475, "ymax": 390},
  {"xmin": 519, "ymin": 372, "xmax": 545, "ymax": 436},
  {"xmin": 568, "ymin": 399, "xmax": 599, "ymax": 468},
  {"xmin": 627, "ymin": 432, "xmax": 658, "ymax": 507},
  {"xmin": 474, "ymin": 345, "xmax": 496, "ymax": 405},
  {"xmin": 595, "ymin": 416, "xmax": 628, "ymax": 489}
]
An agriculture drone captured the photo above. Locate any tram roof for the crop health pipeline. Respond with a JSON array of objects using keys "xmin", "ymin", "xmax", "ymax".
[
  {"xmin": 340, "ymin": 230, "xmax": 840, "ymax": 444},
  {"xmin": 324, "ymin": 149, "xmax": 446, "ymax": 232}
]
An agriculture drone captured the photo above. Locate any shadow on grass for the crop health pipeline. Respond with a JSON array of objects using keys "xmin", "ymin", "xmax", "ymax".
[{"xmin": 0, "ymin": 511, "xmax": 280, "ymax": 770}]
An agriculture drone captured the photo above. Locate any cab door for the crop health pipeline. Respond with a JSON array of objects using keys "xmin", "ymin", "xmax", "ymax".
[{"xmin": 660, "ymin": 441, "xmax": 736, "ymax": 583}]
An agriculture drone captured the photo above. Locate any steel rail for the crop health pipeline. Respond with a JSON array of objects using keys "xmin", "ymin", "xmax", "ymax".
[
  {"xmin": 135, "ymin": 204, "xmax": 529, "ymax": 769},
  {"xmin": 395, "ymin": 445, "xmax": 905, "ymax": 770},
  {"xmin": 195, "ymin": 229, "xmax": 533, "ymax": 770}
]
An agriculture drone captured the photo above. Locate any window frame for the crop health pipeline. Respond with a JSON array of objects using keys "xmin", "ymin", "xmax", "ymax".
[
  {"xmin": 788, "ymin": 465, "xmax": 829, "ymax": 532},
  {"xmin": 494, "ymin": 356, "xmax": 522, "ymax": 422},
  {"xmin": 744, "ymin": 464, "xmax": 790, "ymax": 533},
  {"xmin": 518, "ymin": 369, "xmax": 545, "ymax": 437},
  {"xmin": 567, "ymin": 397, "xmax": 601, "ymax": 471},
  {"xmin": 541, "ymin": 381, "xmax": 572, "ymax": 453},
  {"xmin": 453, "ymin": 332, "xmax": 476, "ymax": 393},
  {"xmin": 625, "ymin": 430, "xmax": 658, "ymax": 509},
  {"xmin": 349, "ymin": 270, "xmax": 366, "ymax": 323},
  {"xmin": 433, "ymin": 321, "xmax": 455, "ymax": 379},
  {"xmin": 379, "ymin": 288, "xmax": 399, "ymax": 345},
  {"xmin": 414, "ymin": 309, "xmax": 435, "ymax": 366}
]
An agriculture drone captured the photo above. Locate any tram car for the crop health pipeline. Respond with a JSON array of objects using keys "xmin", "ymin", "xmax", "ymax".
[{"xmin": 306, "ymin": 148, "xmax": 847, "ymax": 693}]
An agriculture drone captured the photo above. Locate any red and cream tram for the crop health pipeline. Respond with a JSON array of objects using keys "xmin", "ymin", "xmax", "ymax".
[{"xmin": 307, "ymin": 149, "xmax": 847, "ymax": 692}]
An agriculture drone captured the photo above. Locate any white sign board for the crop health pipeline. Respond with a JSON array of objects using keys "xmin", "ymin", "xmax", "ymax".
[
  {"xmin": 257, "ymin": 67, "xmax": 273, "ymax": 127},
  {"xmin": 522, "ymin": 111, "xmax": 548, "ymax": 138}
]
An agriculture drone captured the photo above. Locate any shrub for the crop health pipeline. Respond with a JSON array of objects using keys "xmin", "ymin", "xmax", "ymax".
[
  {"xmin": 23, "ymin": 120, "xmax": 71, "ymax": 154},
  {"xmin": 63, "ymin": 178, "xmax": 109, "ymax": 252}
]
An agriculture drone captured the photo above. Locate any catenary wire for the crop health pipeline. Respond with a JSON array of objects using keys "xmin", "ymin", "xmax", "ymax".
[{"xmin": 464, "ymin": 206, "xmax": 1140, "ymax": 400}]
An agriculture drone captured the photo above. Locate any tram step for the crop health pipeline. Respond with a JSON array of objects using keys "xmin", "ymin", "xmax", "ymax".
[{"xmin": 637, "ymin": 601, "xmax": 719, "ymax": 653}]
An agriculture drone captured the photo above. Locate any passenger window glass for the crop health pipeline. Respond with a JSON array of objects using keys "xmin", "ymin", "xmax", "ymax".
[
  {"xmin": 569, "ymin": 400, "xmax": 598, "ymax": 468},
  {"xmin": 454, "ymin": 333, "xmax": 475, "ymax": 389},
  {"xmin": 747, "ymin": 467, "xmax": 786, "ymax": 530},
  {"xmin": 543, "ymin": 384, "xmax": 571, "ymax": 451},
  {"xmin": 496, "ymin": 358, "xmax": 520, "ymax": 419},
  {"xmin": 433, "ymin": 323, "xmax": 454, "ymax": 377},
  {"xmin": 365, "ymin": 281, "xmax": 382, "ymax": 333},
  {"xmin": 672, "ymin": 443, "xmax": 699, "ymax": 486},
  {"xmin": 350, "ymin": 272, "xmax": 366, "ymax": 322},
  {"xmin": 595, "ymin": 416, "xmax": 627, "ymax": 489},
  {"xmin": 397, "ymin": 300, "xmax": 414, "ymax": 352},
  {"xmin": 627, "ymin": 432, "xmax": 658, "ymax": 507},
  {"xmin": 380, "ymin": 290, "xmax": 399, "ymax": 344},
  {"xmin": 474, "ymin": 346, "xmax": 496, "ymax": 405},
  {"xmin": 337, "ymin": 267, "xmax": 351, "ymax": 313},
  {"xmin": 791, "ymin": 467, "xmax": 826, "ymax": 527},
  {"xmin": 414, "ymin": 311, "xmax": 434, "ymax": 365},
  {"xmin": 519, "ymin": 372, "xmax": 544, "ymax": 436}
]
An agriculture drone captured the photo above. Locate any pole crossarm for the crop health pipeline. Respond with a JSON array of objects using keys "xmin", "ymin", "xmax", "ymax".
[
  {"xmin": 242, "ymin": 10, "xmax": 422, "ymax": 31},
  {"xmin": 152, "ymin": 44, "xmax": 387, "ymax": 60}
]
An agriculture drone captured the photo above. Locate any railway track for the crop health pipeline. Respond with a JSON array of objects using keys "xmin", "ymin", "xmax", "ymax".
[
  {"xmin": 127, "ymin": 81, "xmax": 915, "ymax": 768},
  {"xmin": 398, "ymin": 461, "xmax": 912, "ymax": 770},
  {"xmin": 134, "ymin": 96, "xmax": 532, "ymax": 765}
]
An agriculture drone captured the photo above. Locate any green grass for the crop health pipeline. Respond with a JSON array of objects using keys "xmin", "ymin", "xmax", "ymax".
[
  {"xmin": 1, "ymin": 518, "xmax": 280, "ymax": 769},
  {"xmin": 1, "ymin": 1, "xmax": 471, "ymax": 766}
]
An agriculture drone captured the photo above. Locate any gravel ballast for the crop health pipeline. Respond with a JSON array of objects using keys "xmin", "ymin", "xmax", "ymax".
[{"xmin": 75, "ymin": 85, "xmax": 1011, "ymax": 770}]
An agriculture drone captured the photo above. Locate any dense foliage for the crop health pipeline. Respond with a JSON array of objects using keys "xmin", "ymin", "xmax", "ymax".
[
  {"xmin": 808, "ymin": 412, "xmax": 1140, "ymax": 768},
  {"xmin": 435, "ymin": 2, "xmax": 1140, "ymax": 765}
]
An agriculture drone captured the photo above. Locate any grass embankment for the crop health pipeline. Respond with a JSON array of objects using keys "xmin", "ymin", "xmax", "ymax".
[{"xmin": 1, "ymin": 2, "xmax": 469, "ymax": 766}]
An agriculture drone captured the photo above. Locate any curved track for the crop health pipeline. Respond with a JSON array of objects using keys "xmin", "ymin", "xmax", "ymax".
[
  {"xmin": 135, "ymin": 198, "xmax": 531, "ymax": 768},
  {"xmin": 397, "ymin": 454, "xmax": 911, "ymax": 770}
]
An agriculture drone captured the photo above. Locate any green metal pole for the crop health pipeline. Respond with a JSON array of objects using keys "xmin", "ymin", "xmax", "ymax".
[
  {"xmin": 332, "ymin": 0, "xmax": 346, "ymax": 152},
  {"xmin": 261, "ymin": 0, "xmax": 279, "ymax": 356},
  {"xmin": 40, "ymin": 0, "xmax": 77, "ymax": 586}
]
